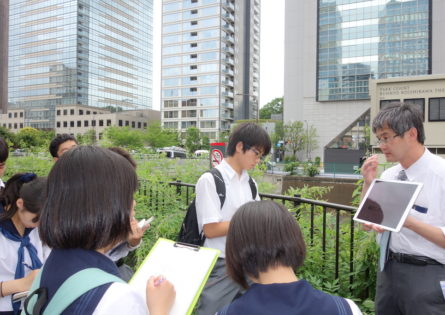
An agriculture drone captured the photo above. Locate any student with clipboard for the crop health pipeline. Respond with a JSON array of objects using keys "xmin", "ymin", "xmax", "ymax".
[{"xmin": 360, "ymin": 103, "xmax": 445, "ymax": 315}]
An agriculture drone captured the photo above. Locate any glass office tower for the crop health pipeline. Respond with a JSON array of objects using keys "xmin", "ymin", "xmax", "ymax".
[
  {"xmin": 317, "ymin": 0, "xmax": 430, "ymax": 101},
  {"xmin": 8, "ymin": 0, "xmax": 153, "ymax": 129},
  {"xmin": 161, "ymin": 0, "xmax": 260, "ymax": 141}
]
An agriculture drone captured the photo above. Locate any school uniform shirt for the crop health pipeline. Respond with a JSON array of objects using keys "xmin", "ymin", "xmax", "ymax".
[
  {"xmin": 218, "ymin": 280, "xmax": 362, "ymax": 315},
  {"xmin": 195, "ymin": 159, "xmax": 259, "ymax": 258},
  {"xmin": 381, "ymin": 149, "xmax": 445, "ymax": 264},
  {"xmin": 0, "ymin": 225, "xmax": 51, "ymax": 313},
  {"xmin": 38, "ymin": 248, "xmax": 147, "ymax": 315}
]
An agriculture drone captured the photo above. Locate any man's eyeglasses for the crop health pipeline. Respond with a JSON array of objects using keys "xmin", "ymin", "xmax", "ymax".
[
  {"xmin": 376, "ymin": 134, "xmax": 400, "ymax": 145},
  {"xmin": 244, "ymin": 145, "xmax": 263, "ymax": 159}
]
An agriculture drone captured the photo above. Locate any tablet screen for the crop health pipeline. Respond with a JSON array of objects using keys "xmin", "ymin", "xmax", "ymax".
[{"xmin": 353, "ymin": 179, "xmax": 423, "ymax": 232}]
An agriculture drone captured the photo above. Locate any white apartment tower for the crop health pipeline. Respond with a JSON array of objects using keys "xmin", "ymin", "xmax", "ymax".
[{"xmin": 161, "ymin": 0, "xmax": 261, "ymax": 141}]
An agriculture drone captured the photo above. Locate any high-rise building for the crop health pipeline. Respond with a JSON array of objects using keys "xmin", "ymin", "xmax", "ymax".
[
  {"xmin": 161, "ymin": 0, "xmax": 260, "ymax": 141},
  {"xmin": 284, "ymin": 0, "xmax": 445, "ymax": 162},
  {"xmin": 7, "ymin": 0, "xmax": 153, "ymax": 129},
  {"xmin": 0, "ymin": 0, "xmax": 8, "ymax": 114}
]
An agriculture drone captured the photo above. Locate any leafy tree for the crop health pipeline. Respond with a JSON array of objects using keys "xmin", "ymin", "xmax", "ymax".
[
  {"xmin": 0, "ymin": 127, "xmax": 18, "ymax": 148},
  {"xmin": 16, "ymin": 127, "xmax": 45, "ymax": 149},
  {"xmin": 271, "ymin": 121, "xmax": 284, "ymax": 160},
  {"xmin": 259, "ymin": 97, "xmax": 283, "ymax": 119},
  {"xmin": 103, "ymin": 126, "xmax": 144, "ymax": 149},
  {"xmin": 77, "ymin": 129, "xmax": 97, "ymax": 145},
  {"xmin": 184, "ymin": 127, "xmax": 201, "ymax": 154},
  {"xmin": 201, "ymin": 135, "xmax": 210, "ymax": 150},
  {"xmin": 144, "ymin": 122, "xmax": 179, "ymax": 149},
  {"xmin": 303, "ymin": 124, "xmax": 319, "ymax": 161},
  {"xmin": 283, "ymin": 121, "xmax": 305, "ymax": 158}
]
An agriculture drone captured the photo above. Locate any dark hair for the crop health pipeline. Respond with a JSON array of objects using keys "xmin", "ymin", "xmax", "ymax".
[
  {"xmin": 39, "ymin": 146, "xmax": 138, "ymax": 250},
  {"xmin": 0, "ymin": 173, "xmax": 46, "ymax": 223},
  {"xmin": 108, "ymin": 147, "xmax": 137, "ymax": 169},
  {"xmin": 226, "ymin": 123, "xmax": 271, "ymax": 157},
  {"xmin": 372, "ymin": 102, "xmax": 425, "ymax": 144},
  {"xmin": 225, "ymin": 200, "xmax": 306, "ymax": 288},
  {"xmin": 0, "ymin": 137, "xmax": 9, "ymax": 163},
  {"xmin": 49, "ymin": 134, "xmax": 78, "ymax": 158}
]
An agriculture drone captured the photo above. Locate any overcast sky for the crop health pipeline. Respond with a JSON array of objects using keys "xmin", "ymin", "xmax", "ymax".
[{"xmin": 151, "ymin": 0, "xmax": 285, "ymax": 110}]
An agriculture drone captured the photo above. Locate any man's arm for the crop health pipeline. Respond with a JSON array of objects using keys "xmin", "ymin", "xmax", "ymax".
[
  {"xmin": 195, "ymin": 173, "xmax": 228, "ymax": 239},
  {"xmin": 404, "ymin": 216, "xmax": 445, "ymax": 249}
]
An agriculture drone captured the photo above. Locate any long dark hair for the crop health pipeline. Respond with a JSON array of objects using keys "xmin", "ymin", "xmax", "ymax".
[
  {"xmin": 39, "ymin": 146, "xmax": 138, "ymax": 250},
  {"xmin": 0, "ymin": 173, "xmax": 46, "ymax": 223}
]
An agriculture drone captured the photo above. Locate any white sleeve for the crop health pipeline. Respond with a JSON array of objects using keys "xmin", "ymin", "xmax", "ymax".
[
  {"xmin": 195, "ymin": 173, "xmax": 223, "ymax": 230},
  {"xmin": 345, "ymin": 298, "xmax": 363, "ymax": 315},
  {"xmin": 93, "ymin": 282, "xmax": 147, "ymax": 315},
  {"xmin": 106, "ymin": 241, "xmax": 139, "ymax": 262}
]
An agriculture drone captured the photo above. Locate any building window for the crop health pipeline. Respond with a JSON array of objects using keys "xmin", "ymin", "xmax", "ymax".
[
  {"xmin": 190, "ymin": 43, "xmax": 197, "ymax": 48},
  {"xmin": 191, "ymin": 21, "xmax": 198, "ymax": 26},
  {"xmin": 63, "ymin": 121, "xmax": 68, "ymax": 127},
  {"xmin": 20, "ymin": 112, "xmax": 23, "ymax": 118},
  {"xmin": 14, "ymin": 112, "xmax": 17, "ymax": 118},
  {"xmin": 190, "ymin": 65, "xmax": 197, "ymax": 70},
  {"xmin": 144, "ymin": 123, "xmax": 147, "ymax": 128},
  {"xmin": 164, "ymin": 100, "xmax": 179, "ymax": 108},
  {"xmin": 125, "ymin": 121, "xmax": 129, "ymax": 126},
  {"xmin": 404, "ymin": 98, "xmax": 425, "ymax": 121},
  {"xmin": 79, "ymin": 110, "xmax": 83, "ymax": 115},
  {"xmin": 138, "ymin": 122, "xmax": 141, "ymax": 128},
  {"xmin": 429, "ymin": 98, "xmax": 445, "ymax": 121},
  {"xmin": 119, "ymin": 120, "xmax": 123, "ymax": 127},
  {"xmin": 182, "ymin": 110, "xmax": 197, "ymax": 118},
  {"xmin": 191, "ymin": 54, "xmax": 197, "ymax": 59},
  {"xmin": 182, "ymin": 99, "xmax": 197, "ymax": 107},
  {"xmin": 8, "ymin": 113, "xmax": 11, "ymax": 118},
  {"xmin": 191, "ymin": 9, "xmax": 198, "ymax": 14},
  {"xmin": 86, "ymin": 111, "xmax": 90, "ymax": 115},
  {"xmin": 190, "ymin": 76, "xmax": 197, "ymax": 81},
  {"xmin": 84, "ymin": 120, "xmax": 89, "ymax": 127},
  {"xmin": 164, "ymin": 111, "xmax": 179, "ymax": 118},
  {"xmin": 14, "ymin": 123, "xmax": 17, "ymax": 129},
  {"xmin": 107, "ymin": 120, "xmax": 112, "ymax": 126},
  {"xmin": 63, "ymin": 110, "xmax": 67, "ymax": 115},
  {"xmin": 70, "ymin": 121, "xmax": 74, "ymax": 127},
  {"xmin": 77, "ymin": 121, "xmax": 81, "ymax": 127},
  {"xmin": 57, "ymin": 122, "xmax": 61, "ymax": 128},
  {"xmin": 380, "ymin": 100, "xmax": 400, "ymax": 109},
  {"xmin": 131, "ymin": 121, "xmax": 135, "ymax": 128},
  {"xmin": 191, "ymin": 32, "xmax": 198, "ymax": 37},
  {"xmin": 70, "ymin": 109, "xmax": 75, "ymax": 115},
  {"xmin": 20, "ymin": 123, "xmax": 23, "ymax": 128},
  {"xmin": 56, "ymin": 110, "xmax": 60, "ymax": 116},
  {"xmin": 99, "ymin": 120, "xmax": 104, "ymax": 127},
  {"xmin": 92, "ymin": 120, "xmax": 96, "ymax": 127}
]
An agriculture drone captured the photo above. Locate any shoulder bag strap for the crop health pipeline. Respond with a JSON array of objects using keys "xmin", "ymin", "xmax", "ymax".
[{"xmin": 209, "ymin": 168, "xmax": 226, "ymax": 209}]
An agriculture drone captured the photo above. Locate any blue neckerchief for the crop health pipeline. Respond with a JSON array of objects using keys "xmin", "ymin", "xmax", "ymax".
[
  {"xmin": 0, "ymin": 221, "xmax": 42, "ymax": 315},
  {"xmin": 40, "ymin": 248, "xmax": 121, "ymax": 314}
]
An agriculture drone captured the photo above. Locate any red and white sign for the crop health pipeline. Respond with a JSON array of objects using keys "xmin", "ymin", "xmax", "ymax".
[{"xmin": 211, "ymin": 149, "xmax": 224, "ymax": 168}]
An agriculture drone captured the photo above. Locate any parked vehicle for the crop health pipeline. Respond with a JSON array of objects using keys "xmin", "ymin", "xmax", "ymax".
[{"xmin": 156, "ymin": 146, "xmax": 187, "ymax": 159}]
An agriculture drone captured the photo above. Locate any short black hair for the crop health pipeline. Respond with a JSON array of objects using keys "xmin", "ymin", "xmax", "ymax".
[
  {"xmin": 225, "ymin": 200, "xmax": 306, "ymax": 288},
  {"xmin": 108, "ymin": 147, "xmax": 137, "ymax": 169},
  {"xmin": 226, "ymin": 123, "xmax": 271, "ymax": 157},
  {"xmin": 372, "ymin": 102, "xmax": 425, "ymax": 144},
  {"xmin": 0, "ymin": 137, "xmax": 9, "ymax": 163},
  {"xmin": 49, "ymin": 134, "xmax": 78, "ymax": 158},
  {"xmin": 0, "ymin": 174, "xmax": 46, "ymax": 223},
  {"xmin": 39, "ymin": 146, "xmax": 138, "ymax": 250}
]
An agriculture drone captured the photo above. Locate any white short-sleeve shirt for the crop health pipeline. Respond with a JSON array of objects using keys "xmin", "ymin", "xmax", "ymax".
[
  {"xmin": 195, "ymin": 159, "xmax": 259, "ymax": 257},
  {"xmin": 381, "ymin": 149, "xmax": 445, "ymax": 263}
]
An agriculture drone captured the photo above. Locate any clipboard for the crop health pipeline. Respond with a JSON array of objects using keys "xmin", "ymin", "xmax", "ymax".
[{"xmin": 129, "ymin": 238, "xmax": 220, "ymax": 315}]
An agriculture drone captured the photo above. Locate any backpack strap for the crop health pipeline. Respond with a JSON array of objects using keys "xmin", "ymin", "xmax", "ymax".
[
  {"xmin": 209, "ymin": 168, "xmax": 226, "ymax": 208},
  {"xmin": 248, "ymin": 177, "xmax": 258, "ymax": 200},
  {"xmin": 23, "ymin": 268, "xmax": 124, "ymax": 315}
]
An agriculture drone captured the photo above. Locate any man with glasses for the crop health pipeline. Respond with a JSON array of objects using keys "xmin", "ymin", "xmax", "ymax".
[
  {"xmin": 195, "ymin": 122, "xmax": 271, "ymax": 315},
  {"xmin": 361, "ymin": 103, "xmax": 445, "ymax": 314}
]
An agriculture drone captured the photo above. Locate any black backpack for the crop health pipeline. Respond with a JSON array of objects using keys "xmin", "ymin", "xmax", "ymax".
[{"xmin": 177, "ymin": 168, "xmax": 257, "ymax": 246}]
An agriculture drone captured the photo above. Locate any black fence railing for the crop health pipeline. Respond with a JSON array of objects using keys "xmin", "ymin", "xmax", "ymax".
[{"xmin": 139, "ymin": 180, "xmax": 371, "ymax": 299}]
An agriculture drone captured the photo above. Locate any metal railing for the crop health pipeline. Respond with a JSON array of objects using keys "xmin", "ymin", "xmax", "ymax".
[{"xmin": 139, "ymin": 180, "xmax": 369, "ymax": 298}]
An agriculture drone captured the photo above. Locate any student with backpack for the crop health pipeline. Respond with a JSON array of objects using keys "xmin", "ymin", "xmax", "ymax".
[
  {"xmin": 218, "ymin": 200, "xmax": 362, "ymax": 315},
  {"xmin": 195, "ymin": 123, "xmax": 271, "ymax": 315},
  {"xmin": 23, "ymin": 146, "xmax": 175, "ymax": 315},
  {"xmin": 0, "ymin": 173, "xmax": 48, "ymax": 314}
]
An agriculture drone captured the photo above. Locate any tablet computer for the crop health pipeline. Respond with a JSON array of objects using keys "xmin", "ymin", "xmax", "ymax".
[{"xmin": 353, "ymin": 179, "xmax": 423, "ymax": 232}]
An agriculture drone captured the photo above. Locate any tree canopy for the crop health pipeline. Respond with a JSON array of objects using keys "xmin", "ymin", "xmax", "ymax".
[{"xmin": 259, "ymin": 97, "xmax": 283, "ymax": 119}]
